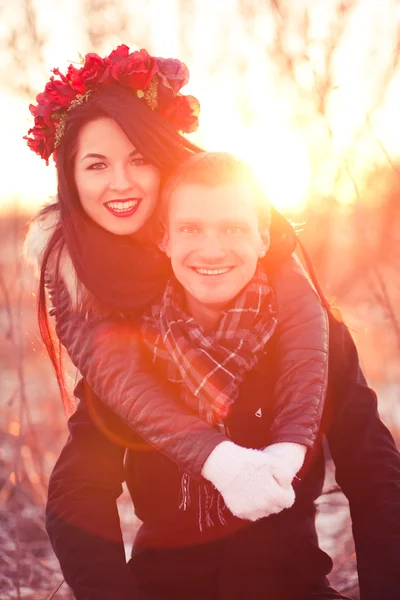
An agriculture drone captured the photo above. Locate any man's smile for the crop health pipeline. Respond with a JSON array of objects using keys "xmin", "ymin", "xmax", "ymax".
[{"xmin": 190, "ymin": 267, "xmax": 235, "ymax": 276}]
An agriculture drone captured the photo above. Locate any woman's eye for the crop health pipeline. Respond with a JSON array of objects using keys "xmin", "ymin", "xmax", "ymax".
[
  {"xmin": 180, "ymin": 226, "xmax": 198, "ymax": 234},
  {"xmin": 87, "ymin": 162, "xmax": 106, "ymax": 170},
  {"xmin": 131, "ymin": 157, "xmax": 148, "ymax": 166},
  {"xmin": 226, "ymin": 227, "xmax": 244, "ymax": 235}
]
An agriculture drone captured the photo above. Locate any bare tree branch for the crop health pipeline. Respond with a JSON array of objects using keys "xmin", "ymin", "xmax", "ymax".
[{"xmin": 1, "ymin": 0, "xmax": 46, "ymax": 97}]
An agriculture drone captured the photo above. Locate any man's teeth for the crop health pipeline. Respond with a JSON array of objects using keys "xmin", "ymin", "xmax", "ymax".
[
  {"xmin": 194, "ymin": 268, "xmax": 231, "ymax": 275},
  {"xmin": 107, "ymin": 200, "xmax": 138, "ymax": 212}
]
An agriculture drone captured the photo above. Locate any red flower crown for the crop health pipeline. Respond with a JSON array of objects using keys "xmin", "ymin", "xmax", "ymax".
[{"xmin": 25, "ymin": 45, "xmax": 200, "ymax": 163}]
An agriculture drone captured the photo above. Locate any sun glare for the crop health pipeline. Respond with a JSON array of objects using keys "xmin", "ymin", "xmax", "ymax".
[
  {"xmin": 194, "ymin": 103, "xmax": 310, "ymax": 215},
  {"xmin": 245, "ymin": 130, "xmax": 310, "ymax": 214}
]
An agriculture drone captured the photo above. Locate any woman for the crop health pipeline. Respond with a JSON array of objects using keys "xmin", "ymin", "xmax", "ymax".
[
  {"xmin": 25, "ymin": 46, "xmax": 400, "ymax": 598},
  {"xmin": 25, "ymin": 45, "xmax": 328, "ymax": 515}
]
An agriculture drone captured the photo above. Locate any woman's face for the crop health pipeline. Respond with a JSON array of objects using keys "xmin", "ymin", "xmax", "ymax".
[{"xmin": 74, "ymin": 117, "xmax": 161, "ymax": 235}]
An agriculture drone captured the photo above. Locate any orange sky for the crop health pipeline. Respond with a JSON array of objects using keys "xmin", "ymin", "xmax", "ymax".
[{"xmin": 2, "ymin": 0, "xmax": 400, "ymax": 215}]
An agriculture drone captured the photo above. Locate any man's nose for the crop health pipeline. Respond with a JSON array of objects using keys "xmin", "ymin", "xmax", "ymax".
[{"xmin": 198, "ymin": 233, "xmax": 226, "ymax": 261}]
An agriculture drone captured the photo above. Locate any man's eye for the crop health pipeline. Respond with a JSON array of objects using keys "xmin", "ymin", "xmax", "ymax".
[
  {"xmin": 226, "ymin": 227, "xmax": 244, "ymax": 235},
  {"xmin": 180, "ymin": 226, "xmax": 198, "ymax": 234}
]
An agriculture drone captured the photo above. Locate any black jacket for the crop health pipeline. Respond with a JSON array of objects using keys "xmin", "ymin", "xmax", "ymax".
[
  {"xmin": 323, "ymin": 318, "xmax": 400, "ymax": 599},
  {"xmin": 52, "ymin": 256, "xmax": 329, "ymax": 475},
  {"xmin": 47, "ymin": 334, "xmax": 328, "ymax": 599},
  {"xmin": 46, "ymin": 317, "xmax": 400, "ymax": 600}
]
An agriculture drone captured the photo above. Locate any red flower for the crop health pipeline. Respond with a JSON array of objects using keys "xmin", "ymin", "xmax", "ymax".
[
  {"xmin": 160, "ymin": 94, "xmax": 200, "ymax": 133},
  {"xmin": 66, "ymin": 64, "xmax": 86, "ymax": 93},
  {"xmin": 29, "ymin": 95, "xmax": 53, "ymax": 129},
  {"xmin": 24, "ymin": 125, "xmax": 54, "ymax": 164},
  {"xmin": 45, "ymin": 72, "xmax": 76, "ymax": 109},
  {"xmin": 156, "ymin": 57, "xmax": 189, "ymax": 94},
  {"xmin": 80, "ymin": 53, "xmax": 108, "ymax": 88},
  {"xmin": 105, "ymin": 44, "xmax": 130, "ymax": 65},
  {"xmin": 110, "ymin": 49, "xmax": 159, "ymax": 90}
]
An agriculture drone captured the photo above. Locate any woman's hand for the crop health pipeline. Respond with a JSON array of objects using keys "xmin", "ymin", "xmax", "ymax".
[
  {"xmin": 202, "ymin": 441, "xmax": 296, "ymax": 521},
  {"xmin": 262, "ymin": 442, "xmax": 307, "ymax": 485}
]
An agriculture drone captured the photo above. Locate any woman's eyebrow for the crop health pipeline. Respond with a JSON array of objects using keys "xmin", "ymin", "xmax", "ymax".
[
  {"xmin": 81, "ymin": 153, "xmax": 106, "ymax": 161},
  {"xmin": 81, "ymin": 148, "xmax": 142, "ymax": 162},
  {"xmin": 80, "ymin": 149, "xmax": 142, "ymax": 162}
]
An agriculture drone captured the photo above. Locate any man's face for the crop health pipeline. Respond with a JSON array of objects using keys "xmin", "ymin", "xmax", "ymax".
[{"xmin": 163, "ymin": 182, "xmax": 268, "ymax": 320}]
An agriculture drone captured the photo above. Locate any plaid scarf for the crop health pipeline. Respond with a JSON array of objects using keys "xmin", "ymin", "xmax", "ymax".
[
  {"xmin": 141, "ymin": 265, "xmax": 277, "ymax": 528},
  {"xmin": 142, "ymin": 266, "xmax": 277, "ymax": 426}
]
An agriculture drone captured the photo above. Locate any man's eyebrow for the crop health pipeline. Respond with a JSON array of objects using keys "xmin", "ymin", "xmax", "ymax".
[
  {"xmin": 220, "ymin": 219, "xmax": 250, "ymax": 227},
  {"xmin": 172, "ymin": 219, "xmax": 200, "ymax": 225},
  {"xmin": 80, "ymin": 149, "xmax": 141, "ymax": 162},
  {"xmin": 171, "ymin": 218, "xmax": 251, "ymax": 228}
]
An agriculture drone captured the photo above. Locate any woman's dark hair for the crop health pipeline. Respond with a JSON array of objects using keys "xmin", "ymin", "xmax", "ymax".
[
  {"xmin": 38, "ymin": 84, "xmax": 203, "ymax": 406},
  {"xmin": 56, "ymin": 84, "xmax": 203, "ymax": 255},
  {"xmin": 36, "ymin": 83, "xmax": 335, "ymax": 410}
]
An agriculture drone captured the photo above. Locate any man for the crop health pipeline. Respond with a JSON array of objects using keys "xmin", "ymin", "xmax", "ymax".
[{"xmin": 46, "ymin": 153, "xmax": 400, "ymax": 599}]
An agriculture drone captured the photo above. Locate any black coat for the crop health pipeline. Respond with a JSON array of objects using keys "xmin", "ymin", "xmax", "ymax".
[
  {"xmin": 46, "ymin": 318, "xmax": 400, "ymax": 599},
  {"xmin": 52, "ymin": 256, "xmax": 330, "ymax": 476}
]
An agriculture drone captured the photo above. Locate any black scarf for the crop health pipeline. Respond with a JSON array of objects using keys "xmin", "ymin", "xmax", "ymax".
[
  {"xmin": 64, "ymin": 211, "xmax": 172, "ymax": 314},
  {"xmin": 64, "ymin": 205, "xmax": 296, "ymax": 313}
]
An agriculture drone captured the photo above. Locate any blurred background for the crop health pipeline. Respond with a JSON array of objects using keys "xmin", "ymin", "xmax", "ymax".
[{"xmin": 1, "ymin": 0, "xmax": 399, "ymax": 598}]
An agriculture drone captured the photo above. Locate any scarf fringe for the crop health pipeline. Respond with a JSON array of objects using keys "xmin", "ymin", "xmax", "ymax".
[{"xmin": 180, "ymin": 472, "xmax": 227, "ymax": 532}]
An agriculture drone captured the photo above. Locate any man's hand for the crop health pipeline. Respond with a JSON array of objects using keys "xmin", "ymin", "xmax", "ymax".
[{"xmin": 202, "ymin": 441, "xmax": 296, "ymax": 521}]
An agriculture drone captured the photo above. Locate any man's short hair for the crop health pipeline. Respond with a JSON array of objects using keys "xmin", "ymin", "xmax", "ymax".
[{"xmin": 160, "ymin": 152, "xmax": 271, "ymax": 234}]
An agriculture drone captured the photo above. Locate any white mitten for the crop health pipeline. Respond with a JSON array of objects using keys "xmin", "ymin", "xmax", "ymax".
[
  {"xmin": 201, "ymin": 441, "xmax": 296, "ymax": 521},
  {"xmin": 262, "ymin": 442, "xmax": 307, "ymax": 486}
]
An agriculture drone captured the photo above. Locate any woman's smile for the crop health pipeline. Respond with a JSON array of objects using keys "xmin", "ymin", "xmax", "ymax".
[
  {"xmin": 74, "ymin": 118, "xmax": 160, "ymax": 235},
  {"xmin": 104, "ymin": 198, "xmax": 142, "ymax": 217}
]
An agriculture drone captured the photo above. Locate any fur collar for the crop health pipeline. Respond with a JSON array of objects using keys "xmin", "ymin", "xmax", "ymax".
[{"xmin": 24, "ymin": 207, "xmax": 87, "ymax": 311}]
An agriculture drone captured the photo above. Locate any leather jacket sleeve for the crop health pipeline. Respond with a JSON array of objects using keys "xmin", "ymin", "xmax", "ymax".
[
  {"xmin": 268, "ymin": 255, "xmax": 329, "ymax": 447},
  {"xmin": 46, "ymin": 385, "xmax": 134, "ymax": 600},
  {"xmin": 52, "ymin": 286, "xmax": 226, "ymax": 479},
  {"xmin": 51, "ymin": 255, "xmax": 329, "ymax": 476},
  {"xmin": 325, "ymin": 318, "xmax": 400, "ymax": 599}
]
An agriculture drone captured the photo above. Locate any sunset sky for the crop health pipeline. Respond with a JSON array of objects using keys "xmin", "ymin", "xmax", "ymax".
[{"xmin": 1, "ymin": 0, "xmax": 400, "ymax": 215}]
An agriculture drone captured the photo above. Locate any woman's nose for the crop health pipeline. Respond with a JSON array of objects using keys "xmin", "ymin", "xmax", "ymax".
[{"xmin": 109, "ymin": 166, "xmax": 133, "ymax": 193}]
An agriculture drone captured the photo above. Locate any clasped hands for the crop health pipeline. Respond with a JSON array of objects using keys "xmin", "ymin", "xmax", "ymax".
[{"xmin": 202, "ymin": 441, "xmax": 307, "ymax": 522}]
